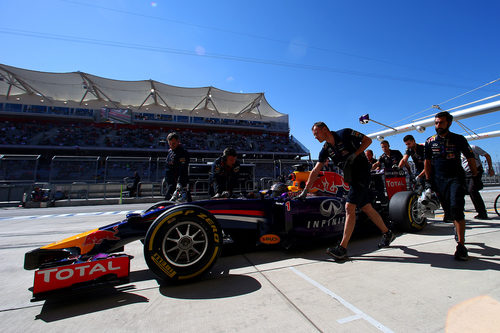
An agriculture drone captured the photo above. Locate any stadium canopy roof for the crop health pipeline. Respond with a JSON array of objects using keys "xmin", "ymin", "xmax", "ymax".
[{"xmin": 0, "ymin": 63, "xmax": 288, "ymax": 123}]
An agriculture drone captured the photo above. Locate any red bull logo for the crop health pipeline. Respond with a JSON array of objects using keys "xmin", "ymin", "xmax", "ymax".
[
  {"xmin": 83, "ymin": 226, "xmax": 120, "ymax": 246},
  {"xmin": 311, "ymin": 172, "xmax": 350, "ymax": 195}
]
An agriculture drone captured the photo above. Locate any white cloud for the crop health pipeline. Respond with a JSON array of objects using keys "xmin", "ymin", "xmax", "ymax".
[
  {"xmin": 288, "ymin": 37, "xmax": 308, "ymax": 60},
  {"xmin": 195, "ymin": 46, "xmax": 206, "ymax": 56}
]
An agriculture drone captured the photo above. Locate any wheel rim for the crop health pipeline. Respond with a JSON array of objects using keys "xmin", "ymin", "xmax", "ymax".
[
  {"xmin": 410, "ymin": 196, "xmax": 426, "ymax": 226},
  {"xmin": 162, "ymin": 221, "xmax": 208, "ymax": 267}
]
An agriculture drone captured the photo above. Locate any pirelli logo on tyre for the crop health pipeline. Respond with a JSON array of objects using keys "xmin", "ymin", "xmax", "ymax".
[
  {"xmin": 197, "ymin": 213, "xmax": 220, "ymax": 243},
  {"xmin": 151, "ymin": 252, "xmax": 176, "ymax": 278}
]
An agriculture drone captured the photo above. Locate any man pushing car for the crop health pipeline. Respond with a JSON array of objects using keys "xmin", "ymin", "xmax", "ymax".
[{"xmin": 298, "ymin": 122, "xmax": 395, "ymax": 260}]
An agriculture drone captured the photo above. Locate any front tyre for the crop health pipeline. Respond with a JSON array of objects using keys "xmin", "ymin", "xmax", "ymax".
[
  {"xmin": 144, "ymin": 205, "xmax": 223, "ymax": 283},
  {"xmin": 389, "ymin": 191, "xmax": 427, "ymax": 232}
]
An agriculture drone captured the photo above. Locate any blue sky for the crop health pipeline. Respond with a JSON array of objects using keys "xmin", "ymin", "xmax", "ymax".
[{"xmin": 1, "ymin": 0, "xmax": 500, "ymax": 164}]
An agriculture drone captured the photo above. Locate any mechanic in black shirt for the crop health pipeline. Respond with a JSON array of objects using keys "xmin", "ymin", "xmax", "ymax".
[
  {"xmin": 164, "ymin": 132, "xmax": 190, "ymax": 201},
  {"xmin": 399, "ymin": 134, "xmax": 425, "ymax": 190},
  {"xmin": 424, "ymin": 111, "xmax": 476, "ymax": 260},
  {"xmin": 399, "ymin": 135, "xmax": 425, "ymax": 177},
  {"xmin": 461, "ymin": 145, "xmax": 495, "ymax": 220},
  {"xmin": 126, "ymin": 171, "xmax": 141, "ymax": 197},
  {"xmin": 298, "ymin": 122, "xmax": 395, "ymax": 261},
  {"xmin": 365, "ymin": 149, "xmax": 377, "ymax": 169},
  {"xmin": 209, "ymin": 147, "xmax": 241, "ymax": 198},
  {"xmin": 372, "ymin": 140, "xmax": 403, "ymax": 171}
]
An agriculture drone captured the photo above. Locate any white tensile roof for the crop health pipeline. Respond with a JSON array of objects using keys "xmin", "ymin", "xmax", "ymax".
[{"xmin": 0, "ymin": 63, "xmax": 288, "ymax": 123}]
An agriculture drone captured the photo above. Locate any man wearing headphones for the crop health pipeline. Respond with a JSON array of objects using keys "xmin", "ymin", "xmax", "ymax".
[{"xmin": 210, "ymin": 147, "xmax": 241, "ymax": 198}]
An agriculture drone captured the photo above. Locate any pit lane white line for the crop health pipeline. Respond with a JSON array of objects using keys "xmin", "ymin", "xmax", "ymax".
[
  {"xmin": 290, "ymin": 267, "xmax": 394, "ymax": 333},
  {"xmin": 0, "ymin": 210, "xmax": 143, "ymax": 221}
]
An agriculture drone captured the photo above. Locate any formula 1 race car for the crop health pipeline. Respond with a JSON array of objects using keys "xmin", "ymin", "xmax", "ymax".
[{"xmin": 24, "ymin": 167, "xmax": 437, "ymax": 301}]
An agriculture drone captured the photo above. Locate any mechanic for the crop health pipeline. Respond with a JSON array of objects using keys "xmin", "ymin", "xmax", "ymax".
[
  {"xmin": 126, "ymin": 171, "xmax": 141, "ymax": 197},
  {"xmin": 424, "ymin": 111, "xmax": 477, "ymax": 261},
  {"xmin": 461, "ymin": 144, "xmax": 495, "ymax": 220},
  {"xmin": 372, "ymin": 140, "xmax": 403, "ymax": 171},
  {"xmin": 365, "ymin": 149, "xmax": 377, "ymax": 168},
  {"xmin": 398, "ymin": 134, "xmax": 425, "ymax": 189},
  {"xmin": 209, "ymin": 147, "xmax": 241, "ymax": 198},
  {"xmin": 298, "ymin": 122, "xmax": 395, "ymax": 261},
  {"xmin": 164, "ymin": 132, "xmax": 190, "ymax": 201}
]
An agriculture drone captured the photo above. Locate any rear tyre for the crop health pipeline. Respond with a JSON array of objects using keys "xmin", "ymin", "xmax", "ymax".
[
  {"xmin": 495, "ymin": 194, "xmax": 500, "ymax": 217},
  {"xmin": 389, "ymin": 191, "xmax": 427, "ymax": 232},
  {"xmin": 144, "ymin": 205, "xmax": 223, "ymax": 283}
]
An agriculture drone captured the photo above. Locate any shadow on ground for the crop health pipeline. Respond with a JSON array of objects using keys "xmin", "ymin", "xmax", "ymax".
[{"xmin": 35, "ymin": 286, "xmax": 149, "ymax": 322}]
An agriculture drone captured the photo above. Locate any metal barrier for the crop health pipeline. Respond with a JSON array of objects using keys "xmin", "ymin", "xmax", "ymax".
[
  {"xmin": 0, "ymin": 183, "xmax": 31, "ymax": 202},
  {"xmin": 0, "ymin": 154, "xmax": 40, "ymax": 182},
  {"xmin": 483, "ymin": 174, "xmax": 500, "ymax": 186},
  {"xmin": 104, "ymin": 156, "xmax": 152, "ymax": 183},
  {"xmin": 259, "ymin": 177, "xmax": 274, "ymax": 190},
  {"xmin": 50, "ymin": 156, "xmax": 99, "ymax": 183},
  {"xmin": 193, "ymin": 180, "xmax": 210, "ymax": 196}
]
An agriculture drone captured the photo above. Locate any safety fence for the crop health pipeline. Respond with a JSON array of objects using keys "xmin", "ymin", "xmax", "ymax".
[{"xmin": 0, "ymin": 154, "xmax": 314, "ymax": 203}]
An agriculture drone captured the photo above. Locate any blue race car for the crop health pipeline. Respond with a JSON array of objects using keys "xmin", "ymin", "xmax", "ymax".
[{"xmin": 24, "ymin": 168, "xmax": 431, "ymax": 300}]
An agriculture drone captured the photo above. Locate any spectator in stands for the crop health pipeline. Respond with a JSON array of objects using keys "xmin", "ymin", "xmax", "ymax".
[
  {"xmin": 164, "ymin": 132, "xmax": 190, "ymax": 201},
  {"xmin": 209, "ymin": 147, "xmax": 241, "ymax": 198},
  {"xmin": 372, "ymin": 140, "xmax": 403, "ymax": 170},
  {"xmin": 461, "ymin": 144, "xmax": 495, "ymax": 219}
]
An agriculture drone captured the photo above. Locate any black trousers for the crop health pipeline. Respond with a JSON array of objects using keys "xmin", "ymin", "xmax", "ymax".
[{"xmin": 465, "ymin": 170, "xmax": 487, "ymax": 217}]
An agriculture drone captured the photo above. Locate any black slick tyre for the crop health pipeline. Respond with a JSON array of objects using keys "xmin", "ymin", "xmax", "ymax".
[
  {"xmin": 389, "ymin": 191, "xmax": 427, "ymax": 232},
  {"xmin": 495, "ymin": 194, "xmax": 500, "ymax": 217},
  {"xmin": 143, "ymin": 205, "xmax": 223, "ymax": 283}
]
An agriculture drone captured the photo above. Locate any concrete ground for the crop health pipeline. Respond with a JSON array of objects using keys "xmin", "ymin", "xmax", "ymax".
[{"xmin": 0, "ymin": 189, "xmax": 499, "ymax": 332}]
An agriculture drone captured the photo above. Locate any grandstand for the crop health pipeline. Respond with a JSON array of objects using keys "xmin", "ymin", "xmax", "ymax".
[{"xmin": 0, "ymin": 64, "xmax": 309, "ymax": 202}]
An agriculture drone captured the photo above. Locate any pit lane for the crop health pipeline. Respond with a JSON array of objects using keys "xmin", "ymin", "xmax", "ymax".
[{"xmin": 1, "ymin": 190, "xmax": 499, "ymax": 332}]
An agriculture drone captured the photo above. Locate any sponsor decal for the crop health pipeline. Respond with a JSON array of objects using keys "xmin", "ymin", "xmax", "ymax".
[
  {"xmin": 306, "ymin": 215, "xmax": 344, "ymax": 229},
  {"xmin": 385, "ymin": 177, "xmax": 407, "ymax": 199},
  {"xmin": 319, "ymin": 199, "xmax": 343, "ymax": 217},
  {"xmin": 151, "ymin": 252, "xmax": 177, "ymax": 278},
  {"xmin": 386, "ymin": 180, "xmax": 405, "ymax": 187},
  {"xmin": 259, "ymin": 234, "xmax": 281, "ymax": 245},
  {"xmin": 311, "ymin": 172, "xmax": 350, "ymax": 195},
  {"xmin": 33, "ymin": 255, "xmax": 130, "ymax": 295},
  {"xmin": 306, "ymin": 198, "xmax": 345, "ymax": 229},
  {"xmin": 83, "ymin": 225, "xmax": 119, "ymax": 246}
]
